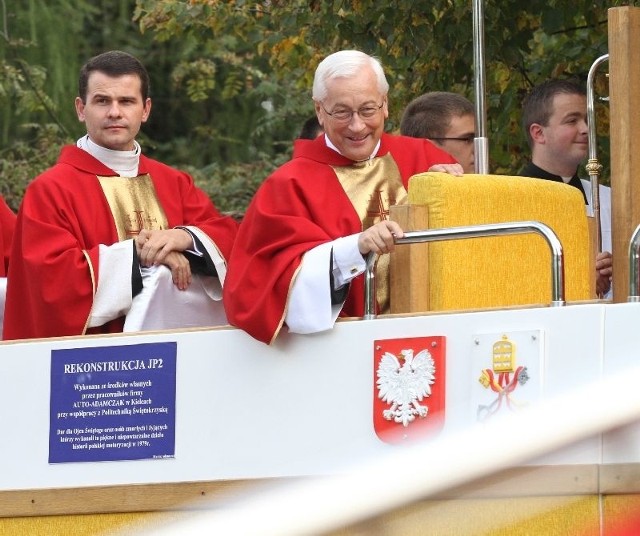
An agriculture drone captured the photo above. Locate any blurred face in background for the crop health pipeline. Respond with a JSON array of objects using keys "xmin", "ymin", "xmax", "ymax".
[{"xmin": 430, "ymin": 113, "xmax": 476, "ymax": 173}]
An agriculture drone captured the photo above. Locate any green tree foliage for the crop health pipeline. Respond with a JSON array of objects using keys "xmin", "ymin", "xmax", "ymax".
[
  {"xmin": 1, "ymin": 1, "xmax": 637, "ymax": 215},
  {"xmin": 0, "ymin": 0, "xmax": 159, "ymax": 210},
  {"xmin": 0, "ymin": 0, "xmax": 294, "ymax": 212},
  {"xmin": 135, "ymin": 0, "xmax": 629, "ymax": 183}
]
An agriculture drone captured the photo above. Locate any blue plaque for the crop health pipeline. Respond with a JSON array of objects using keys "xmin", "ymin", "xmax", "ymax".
[{"xmin": 49, "ymin": 342, "xmax": 177, "ymax": 463}]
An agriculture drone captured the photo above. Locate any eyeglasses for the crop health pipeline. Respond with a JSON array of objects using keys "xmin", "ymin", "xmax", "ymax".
[
  {"xmin": 431, "ymin": 136, "xmax": 475, "ymax": 145},
  {"xmin": 320, "ymin": 101, "xmax": 385, "ymax": 123}
]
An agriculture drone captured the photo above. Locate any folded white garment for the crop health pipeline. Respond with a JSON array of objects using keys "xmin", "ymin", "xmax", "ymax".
[{"xmin": 123, "ymin": 265, "xmax": 227, "ymax": 332}]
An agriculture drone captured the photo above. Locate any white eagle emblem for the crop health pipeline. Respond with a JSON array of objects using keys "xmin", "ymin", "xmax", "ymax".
[{"xmin": 376, "ymin": 349, "xmax": 436, "ymax": 427}]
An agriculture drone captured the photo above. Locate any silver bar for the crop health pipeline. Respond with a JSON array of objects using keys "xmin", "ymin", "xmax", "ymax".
[
  {"xmin": 473, "ymin": 0, "xmax": 489, "ymax": 173},
  {"xmin": 628, "ymin": 223, "xmax": 640, "ymax": 302},
  {"xmin": 364, "ymin": 221, "xmax": 565, "ymax": 319},
  {"xmin": 586, "ymin": 54, "xmax": 609, "ymax": 254},
  {"xmin": 474, "ymin": 137, "xmax": 489, "ymax": 175}
]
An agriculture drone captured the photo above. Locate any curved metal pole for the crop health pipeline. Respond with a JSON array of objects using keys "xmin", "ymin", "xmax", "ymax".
[
  {"xmin": 473, "ymin": 0, "xmax": 489, "ymax": 173},
  {"xmin": 628, "ymin": 223, "xmax": 640, "ymax": 302},
  {"xmin": 364, "ymin": 221, "xmax": 565, "ymax": 319},
  {"xmin": 586, "ymin": 54, "xmax": 609, "ymax": 254}
]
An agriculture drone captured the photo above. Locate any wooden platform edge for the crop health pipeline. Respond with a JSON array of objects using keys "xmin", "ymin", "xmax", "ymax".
[{"xmin": 3, "ymin": 463, "xmax": 640, "ymax": 518}]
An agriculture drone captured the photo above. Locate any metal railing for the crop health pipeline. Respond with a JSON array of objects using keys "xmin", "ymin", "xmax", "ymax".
[
  {"xmin": 628, "ymin": 223, "xmax": 640, "ymax": 302},
  {"xmin": 364, "ymin": 221, "xmax": 566, "ymax": 319},
  {"xmin": 586, "ymin": 53, "xmax": 609, "ymax": 254}
]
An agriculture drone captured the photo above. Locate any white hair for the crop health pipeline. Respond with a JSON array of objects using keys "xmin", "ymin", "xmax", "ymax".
[{"xmin": 312, "ymin": 50, "xmax": 389, "ymax": 101}]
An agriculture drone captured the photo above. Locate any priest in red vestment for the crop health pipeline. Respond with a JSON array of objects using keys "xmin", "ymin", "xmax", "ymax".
[
  {"xmin": 223, "ymin": 50, "xmax": 463, "ymax": 344},
  {"xmin": 3, "ymin": 51, "xmax": 237, "ymax": 340}
]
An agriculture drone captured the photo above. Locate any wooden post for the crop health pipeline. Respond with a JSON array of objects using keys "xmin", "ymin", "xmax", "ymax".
[
  {"xmin": 389, "ymin": 204, "xmax": 430, "ymax": 314},
  {"xmin": 608, "ymin": 6, "xmax": 640, "ymax": 301}
]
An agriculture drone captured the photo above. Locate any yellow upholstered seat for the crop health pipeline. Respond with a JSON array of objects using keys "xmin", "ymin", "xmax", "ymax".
[{"xmin": 390, "ymin": 172, "xmax": 593, "ymax": 313}]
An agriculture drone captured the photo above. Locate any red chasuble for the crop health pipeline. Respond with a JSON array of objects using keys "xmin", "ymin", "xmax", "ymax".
[
  {"xmin": 223, "ymin": 133, "xmax": 457, "ymax": 344},
  {"xmin": 4, "ymin": 146, "xmax": 238, "ymax": 340},
  {"xmin": 0, "ymin": 196, "xmax": 16, "ymax": 277}
]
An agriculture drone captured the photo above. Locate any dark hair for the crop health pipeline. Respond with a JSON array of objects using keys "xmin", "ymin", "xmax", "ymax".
[
  {"xmin": 400, "ymin": 92, "xmax": 474, "ymax": 139},
  {"xmin": 298, "ymin": 116, "xmax": 323, "ymax": 140},
  {"xmin": 78, "ymin": 50, "xmax": 150, "ymax": 103},
  {"xmin": 521, "ymin": 79, "xmax": 585, "ymax": 147}
]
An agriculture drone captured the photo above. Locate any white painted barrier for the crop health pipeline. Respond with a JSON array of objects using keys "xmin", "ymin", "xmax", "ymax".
[{"xmin": 2, "ymin": 301, "xmax": 640, "ymax": 523}]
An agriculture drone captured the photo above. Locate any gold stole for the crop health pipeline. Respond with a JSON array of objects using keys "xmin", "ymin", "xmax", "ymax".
[
  {"xmin": 96, "ymin": 174, "xmax": 169, "ymax": 241},
  {"xmin": 332, "ymin": 153, "xmax": 407, "ymax": 313}
]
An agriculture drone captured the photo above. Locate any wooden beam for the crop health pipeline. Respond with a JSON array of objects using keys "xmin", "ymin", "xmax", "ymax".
[
  {"xmin": 389, "ymin": 204, "xmax": 431, "ymax": 314},
  {"xmin": 608, "ymin": 6, "xmax": 640, "ymax": 301},
  {"xmin": 0, "ymin": 480, "xmax": 262, "ymax": 518}
]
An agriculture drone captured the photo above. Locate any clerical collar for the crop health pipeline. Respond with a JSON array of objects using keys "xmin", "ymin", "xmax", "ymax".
[
  {"xmin": 521, "ymin": 161, "xmax": 587, "ymax": 204},
  {"xmin": 324, "ymin": 134, "xmax": 381, "ymax": 161},
  {"xmin": 76, "ymin": 134, "xmax": 141, "ymax": 177}
]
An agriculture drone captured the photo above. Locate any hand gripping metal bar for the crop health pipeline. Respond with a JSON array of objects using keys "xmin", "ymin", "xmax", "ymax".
[{"xmin": 364, "ymin": 221, "xmax": 565, "ymax": 319}]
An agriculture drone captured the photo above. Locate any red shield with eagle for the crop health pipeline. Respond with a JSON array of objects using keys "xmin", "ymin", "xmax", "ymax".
[{"xmin": 373, "ymin": 336, "xmax": 446, "ymax": 444}]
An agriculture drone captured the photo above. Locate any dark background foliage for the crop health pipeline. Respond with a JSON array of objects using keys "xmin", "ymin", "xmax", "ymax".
[{"xmin": 0, "ymin": 0, "xmax": 632, "ymax": 214}]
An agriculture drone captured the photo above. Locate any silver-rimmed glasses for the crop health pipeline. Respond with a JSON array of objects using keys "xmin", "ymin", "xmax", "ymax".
[{"xmin": 320, "ymin": 101, "xmax": 385, "ymax": 123}]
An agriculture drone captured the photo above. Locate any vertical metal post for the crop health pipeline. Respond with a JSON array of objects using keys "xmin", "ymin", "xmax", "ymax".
[
  {"xmin": 586, "ymin": 54, "xmax": 609, "ymax": 254},
  {"xmin": 628, "ymin": 223, "xmax": 640, "ymax": 302},
  {"xmin": 473, "ymin": 0, "xmax": 489, "ymax": 173}
]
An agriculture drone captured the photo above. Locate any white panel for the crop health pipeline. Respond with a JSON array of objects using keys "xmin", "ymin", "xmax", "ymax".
[
  {"xmin": 602, "ymin": 302, "xmax": 640, "ymax": 463},
  {"xmin": 0, "ymin": 301, "xmax": 637, "ymax": 492}
]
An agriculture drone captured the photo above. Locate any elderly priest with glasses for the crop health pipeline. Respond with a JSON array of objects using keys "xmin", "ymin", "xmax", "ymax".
[{"xmin": 223, "ymin": 50, "xmax": 463, "ymax": 345}]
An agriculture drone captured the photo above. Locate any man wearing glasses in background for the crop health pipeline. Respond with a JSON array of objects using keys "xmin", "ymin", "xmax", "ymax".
[
  {"xmin": 223, "ymin": 50, "xmax": 463, "ymax": 345},
  {"xmin": 400, "ymin": 91, "xmax": 476, "ymax": 174}
]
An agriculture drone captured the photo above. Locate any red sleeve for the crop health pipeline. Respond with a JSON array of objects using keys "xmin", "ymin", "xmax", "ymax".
[
  {"xmin": 143, "ymin": 158, "xmax": 238, "ymax": 263},
  {"xmin": 223, "ymin": 160, "xmax": 361, "ymax": 344},
  {"xmin": 0, "ymin": 196, "xmax": 16, "ymax": 276},
  {"xmin": 4, "ymin": 172, "xmax": 105, "ymax": 340}
]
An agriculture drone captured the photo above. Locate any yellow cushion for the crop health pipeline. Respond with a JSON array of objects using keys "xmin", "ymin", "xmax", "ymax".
[{"xmin": 407, "ymin": 172, "xmax": 592, "ymax": 310}]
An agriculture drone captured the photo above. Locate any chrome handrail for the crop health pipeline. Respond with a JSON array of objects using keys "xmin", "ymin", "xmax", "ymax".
[
  {"xmin": 364, "ymin": 221, "xmax": 565, "ymax": 319},
  {"xmin": 586, "ymin": 53, "xmax": 609, "ymax": 254},
  {"xmin": 628, "ymin": 223, "xmax": 640, "ymax": 302}
]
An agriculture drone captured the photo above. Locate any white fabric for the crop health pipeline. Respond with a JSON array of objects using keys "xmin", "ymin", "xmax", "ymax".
[
  {"xmin": 123, "ymin": 264, "xmax": 227, "ymax": 331},
  {"xmin": 581, "ymin": 179, "xmax": 612, "ymax": 254},
  {"xmin": 0, "ymin": 277, "xmax": 6, "ymax": 340},
  {"xmin": 88, "ymin": 241, "xmax": 134, "ymax": 328},
  {"xmin": 285, "ymin": 242, "xmax": 339, "ymax": 335},
  {"xmin": 332, "ymin": 233, "xmax": 366, "ymax": 287},
  {"xmin": 581, "ymin": 179, "xmax": 612, "ymax": 299},
  {"xmin": 286, "ymin": 234, "xmax": 364, "ymax": 335},
  {"xmin": 124, "ymin": 225, "xmax": 228, "ymax": 331},
  {"xmin": 77, "ymin": 135, "xmax": 141, "ymax": 177},
  {"xmin": 181, "ymin": 225, "xmax": 227, "ymax": 289},
  {"xmin": 88, "ymin": 225, "xmax": 226, "ymax": 333}
]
